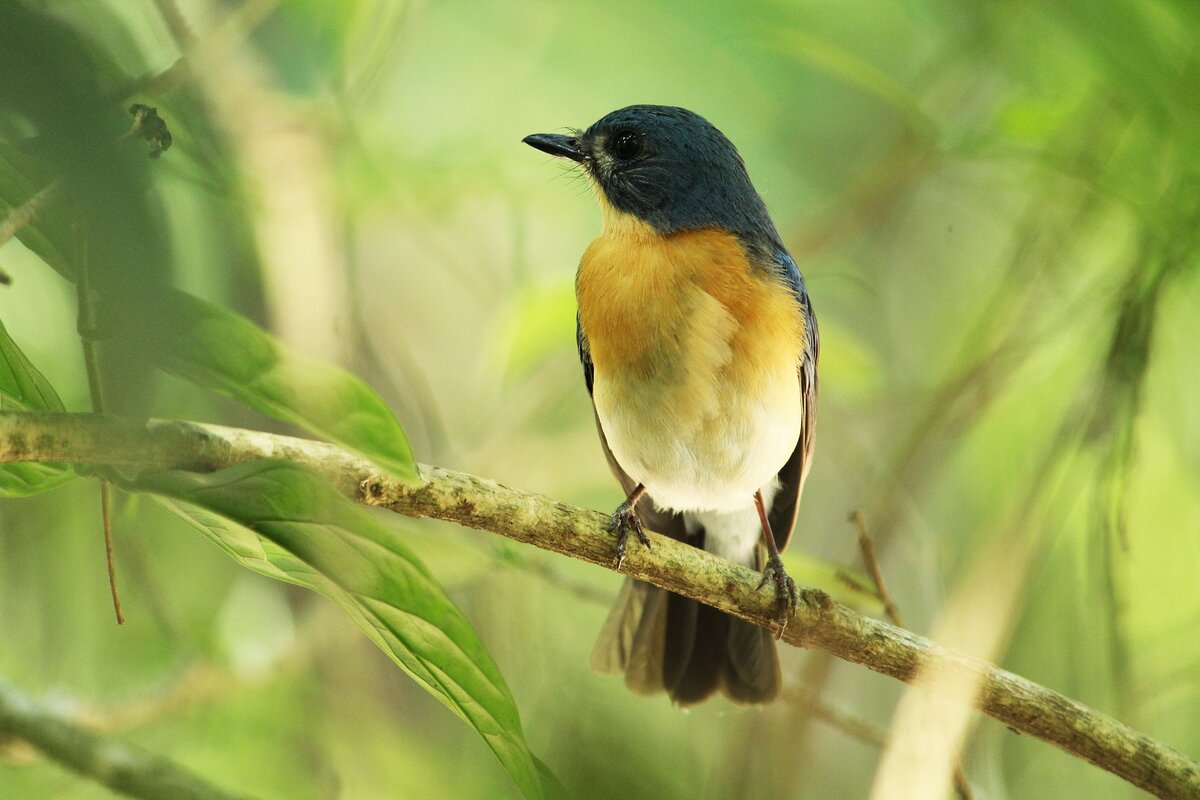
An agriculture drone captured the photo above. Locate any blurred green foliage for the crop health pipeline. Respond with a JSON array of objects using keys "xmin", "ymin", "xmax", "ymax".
[{"xmin": 1, "ymin": 0, "xmax": 1199, "ymax": 799}]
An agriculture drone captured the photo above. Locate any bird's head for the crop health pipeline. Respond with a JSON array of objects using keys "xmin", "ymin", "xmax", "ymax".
[{"xmin": 524, "ymin": 105, "xmax": 778, "ymax": 244}]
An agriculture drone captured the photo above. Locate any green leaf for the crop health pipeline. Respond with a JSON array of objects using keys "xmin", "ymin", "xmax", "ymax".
[
  {"xmin": 0, "ymin": 318, "xmax": 73, "ymax": 496},
  {"xmin": 0, "ymin": 460, "xmax": 74, "ymax": 497},
  {"xmin": 0, "ymin": 318, "xmax": 66, "ymax": 412},
  {"xmin": 154, "ymin": 291, "xmax": 419, "ymax": 484},
  {"xmin": 129, "ymin": 461, "xmax": 544, "ymax": 800},
  {"xmin": 0, "ymin": 144, "xmax": 72, "ymax": 280},
  {"xmin": 534, "ymin": 754, "xmax": 571, "ymax": 800}
]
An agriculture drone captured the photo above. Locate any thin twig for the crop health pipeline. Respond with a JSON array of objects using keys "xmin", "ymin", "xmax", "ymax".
[
  {"xmin": 74, "ymin": 232, "xmax": 124, "ymax": 625},
  {"xmin": 0, "ymin": 412, "xmax": 1197, "ymax": 800},
  {"xmin": 850, "ymin": 510, "xmax": 906, "ymax": 628},
  {"xmin": 0, "ymin": 181, "xmax": 61, "ymax": 247},
  {"xmin": 98, "ymin": 483, "xmax": 121, "ymax": 622},
  {"xmin": 851, "ymin": 509, "xmax": 974, "ymax": 800},
  {"xmin": 0, "ymin": 181, "xmax": 64, "ymax": 284}
]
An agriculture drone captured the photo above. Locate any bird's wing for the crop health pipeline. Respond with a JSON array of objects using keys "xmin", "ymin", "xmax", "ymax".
[
  {"xmin": 766, "ymin": 251, "xmax": 820, "ymax": 553},
  {"xmin": 577, "ymin": 314, "xmax": 595, "ymax": 397}
]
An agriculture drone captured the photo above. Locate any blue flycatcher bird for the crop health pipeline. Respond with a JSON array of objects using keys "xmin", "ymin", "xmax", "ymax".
[{"xmin": 524, "ymin": 105, "xmax": 818, "ymax": 704}]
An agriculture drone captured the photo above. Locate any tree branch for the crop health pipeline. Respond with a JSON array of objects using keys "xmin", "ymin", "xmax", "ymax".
[
  {"xmin": 1, "ymin": 411, "xmax": 1198, "ymax": 799},
  {"xmin": 0, "ymin": 678, "xmax": 259, "ymax": 800}
]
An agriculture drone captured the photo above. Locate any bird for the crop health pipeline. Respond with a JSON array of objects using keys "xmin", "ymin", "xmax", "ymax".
[{"xmin": 523, "ymin": 105, "xmax": 818, "ymax": 705}]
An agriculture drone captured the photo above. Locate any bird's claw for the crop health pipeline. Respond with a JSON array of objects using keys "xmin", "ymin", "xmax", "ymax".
[
  {"xmin": 757, "ymin": 554, "xmax": 799, "ymax": 634},
  {"xmin": 608, "ymin": 502, "xmax": 651, "ymax": 570}
]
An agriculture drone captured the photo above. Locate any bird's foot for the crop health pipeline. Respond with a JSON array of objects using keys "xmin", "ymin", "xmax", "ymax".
[
  {"xmin": 757, "ymin": 554, "xmax": 799, "ymax": 633},
  {"xmin": 608, "ymin": 500, "xmax": 651, "ymax": 570}
]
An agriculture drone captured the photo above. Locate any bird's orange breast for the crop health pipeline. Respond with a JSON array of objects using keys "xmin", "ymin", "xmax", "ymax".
[
  {"xmin": 576, "ymin": 225, "xmax": 805, "ymax": 395},
  {"xmin": 576, "ymin": 221, "xmax": 807, "ymax": 512}
]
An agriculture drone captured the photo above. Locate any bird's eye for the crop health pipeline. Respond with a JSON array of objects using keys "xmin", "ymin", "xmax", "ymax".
[{"xmin": 611, "ymin": 132, "xmax": 642, "ymax": 161}]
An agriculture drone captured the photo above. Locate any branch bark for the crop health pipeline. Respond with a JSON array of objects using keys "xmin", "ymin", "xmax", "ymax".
[
  {"xmin": 2, "ymin": 411, "xmax": 1198, "ymax": 800},
  {"xmin": 0, "ymin": 678, "xmax": 259, "ymax": 800}
]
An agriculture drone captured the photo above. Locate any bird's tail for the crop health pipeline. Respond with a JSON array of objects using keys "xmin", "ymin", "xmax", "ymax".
[{"xmin": 591, "ymin": 526, "xmax": 780, "ymax": 705}]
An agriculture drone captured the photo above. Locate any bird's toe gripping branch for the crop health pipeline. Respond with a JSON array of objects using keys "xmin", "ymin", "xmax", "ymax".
[
  {"xmin": 758, "ymin": 554, "xmax": 799, "ymax": 634},
  {"xmin": 607, "ymin": 499, "xmax": 651, "ymax": 570}
]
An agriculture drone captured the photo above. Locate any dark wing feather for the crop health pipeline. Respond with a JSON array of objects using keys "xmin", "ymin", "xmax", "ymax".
[
  {"xmin": 577, "ymin": 314, "xmax": 595, "ymax": 396},
  {"xmin": 766, "ymin": 251, "xmax": 819, "ymax": 553}
]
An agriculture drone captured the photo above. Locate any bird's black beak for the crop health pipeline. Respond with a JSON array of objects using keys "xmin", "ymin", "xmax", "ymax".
[{"xmin": 522, "ymin": 133, "xmax": 584, "ymax": 162}]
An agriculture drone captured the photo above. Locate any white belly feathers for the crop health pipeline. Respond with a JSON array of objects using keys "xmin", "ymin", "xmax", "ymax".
[{"xmin": 591, "ymin": 284, "xmax": 803, "ymax": 515}]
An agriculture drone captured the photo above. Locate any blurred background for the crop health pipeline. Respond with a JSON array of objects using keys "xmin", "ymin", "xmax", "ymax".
[{"xmin": 1, "ymin": 0, "xmax": 1198, "ymax": 798}]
